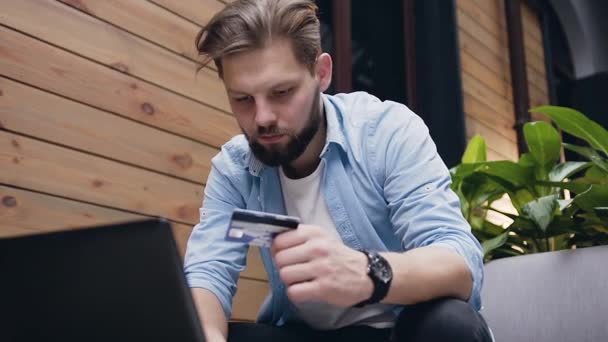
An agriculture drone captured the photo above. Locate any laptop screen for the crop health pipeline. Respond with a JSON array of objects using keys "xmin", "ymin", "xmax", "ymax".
[{"xmin": 0, "ymin": 219, "xmax": 205, "ymax": 342}]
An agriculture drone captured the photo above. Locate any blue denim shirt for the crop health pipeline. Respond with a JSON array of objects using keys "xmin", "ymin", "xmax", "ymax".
[{"xmin": 184, "ymin": 92, "xmax": 484, "ymax": 325}]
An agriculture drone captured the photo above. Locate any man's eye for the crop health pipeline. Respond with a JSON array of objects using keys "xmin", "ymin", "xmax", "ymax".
[
  {"xmin": 234, "ymin": 96, "xmax": 252, "ymax": 103},
  {"xmin": 274, "ymin": 88, "xmax": 293, "ymax": 97}
]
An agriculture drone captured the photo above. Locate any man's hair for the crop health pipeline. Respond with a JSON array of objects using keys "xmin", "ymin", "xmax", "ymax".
[{"xmin": 195, "ymin": 0, "xmax": 321, "ymax": 77}]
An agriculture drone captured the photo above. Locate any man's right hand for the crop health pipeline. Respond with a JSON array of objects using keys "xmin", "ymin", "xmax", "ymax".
[{"xmin": 191, "ymin": 288, "xmax": 229, "ymax": 342}]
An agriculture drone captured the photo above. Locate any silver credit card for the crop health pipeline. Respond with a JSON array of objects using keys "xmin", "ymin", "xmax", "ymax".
[{"xmin": 225, "ymin": 208, "xmax": 300, "ymax": 248}]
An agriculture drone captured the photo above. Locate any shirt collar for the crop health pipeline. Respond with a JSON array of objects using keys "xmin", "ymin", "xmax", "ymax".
[{"xmin": 246, "ymin": 93, "xmax": 346, "ymax": 177}]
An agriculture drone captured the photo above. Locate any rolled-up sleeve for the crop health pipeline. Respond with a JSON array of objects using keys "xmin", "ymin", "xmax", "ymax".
[
  {"xmin": 184, "ymin": 151, "xmax": 248, "ymax": 318},
  {"xmin": 380, "ymin": 106, "xmax": 484, "ymax": 310}
]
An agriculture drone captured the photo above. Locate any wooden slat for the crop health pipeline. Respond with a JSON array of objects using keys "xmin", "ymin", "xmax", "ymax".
[
  {"xmin": 468, "ymin": 0, "xmax": 543, "ymax": 46},
  {"xmin": 0, "ymin": 185, "xmax": 140, "ymax": 237},
  {"xmin": 462, "ymin": 72, "xmax": 513, "ymax": 118},
  {"xmin": 521, "ymin": 1, "xmax": 543, "ymax": 43},
  {"xmin": 457, "ymin": 7, "xmax": 508, "ymax": 63},
  {"xmin": 1, "ymin": 131, "xmax": 202, "ymax": 224},
  {"xmin": 0, "ymin": 25, "xmax": 239, "ymax": 149},
  {"xmin": 459, "ymin": 28, "xmax": 511, "ymax": 84},
  {"xmin": 0, "ymin": 77, "xmax": 216, "ymax": 184},
  {"xmin": 58, "ymin": 0, "xmax": 208, "ymax": 66},
  {"xmin": 0, "ymin": 185, "xmax": 268, "ymax": 281},
  {"xmin": 459, "ymin": 0, "xmax": 544, "ymax": 69},
  {"xmin": 457, "ymin": 4, "xmax": 546, "ymax": 79},
  {"xmin": 465, "ymin": 116, "xmax": 518, "ymax": 160},
  {"xmin": 0, "ymin": 0, "xmax": 229, "ymax": 112},
  {"xmin": 148, "ymin": 0, "xmax": 226, "ymax": 28},
  {"xmin": 463, "ymin": 137, "xmax": 509, "ymax": 162},
  {"xmin": 232, "ymin": 278, "xmax": 269, "ymax": 321},
  {"xmin": 485, "ymin": 147, "xmax": 511, "ymax": 161},
  {"xmin": 459, "ymin": 26, "xmax": 548, "ymax": 98},
  {"xmin": 0, "ymin": 186, "xmax": 268, "ymax": 322},
  {"xmin": 460, "ymin": 50, "xmax": 512, "ymax": 100},
  {"xmin": 463, "ymin": 92, "xmax": 517, "ymax": 142}
]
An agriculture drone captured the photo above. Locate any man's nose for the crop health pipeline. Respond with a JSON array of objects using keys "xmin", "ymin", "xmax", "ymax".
[{"xmin": 254, "ymin": 99, "xmax": 277, "ymax": 128}]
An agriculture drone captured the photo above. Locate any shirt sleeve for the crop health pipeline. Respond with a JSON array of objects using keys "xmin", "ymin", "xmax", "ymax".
[
  {"xmin": 379, "ymin": 104, "xmax": 484, "ymax": 310},
  {"xmin": 183, "ymin": 150, "xmax": 249, "ymax": 319}
]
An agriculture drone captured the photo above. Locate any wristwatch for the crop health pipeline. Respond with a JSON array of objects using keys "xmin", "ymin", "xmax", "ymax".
[{"xmin": 354, "ymin": 250, "xmax": 393, "ymax": 308}]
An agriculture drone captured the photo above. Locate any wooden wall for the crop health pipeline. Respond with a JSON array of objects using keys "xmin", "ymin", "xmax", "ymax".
[
  {"xmin": 457, "ymin": 0, "xmax": 550, "ymax": 161},
  {"xmin": 0, "ymin": 0, "xmax": 266, "ymax": 322}
]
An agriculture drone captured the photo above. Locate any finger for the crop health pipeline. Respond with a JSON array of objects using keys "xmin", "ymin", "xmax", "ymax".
[
  {"xmin": 273, "ymin": 240, "xmax": 314, "ymax": 268},
  {"xmin": 272, "ymin": 224, "xmax": 321, "ymax": 254},
  {"xmin": 286, "ymin": 280, "xmax": 322, "ymax": 304},
  {"xmin": 279, "ymin": 262, "xmax": 317, "ymax": 285}
]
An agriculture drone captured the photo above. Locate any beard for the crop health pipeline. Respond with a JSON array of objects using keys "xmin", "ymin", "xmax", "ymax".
[{"xmin": 245, "ymin": 89, "xmax": 322, "ymax": 167}]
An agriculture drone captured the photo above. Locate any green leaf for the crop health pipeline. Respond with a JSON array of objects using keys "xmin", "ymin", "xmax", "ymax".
[
  {"xmin": 478, "ymin": 161, "xmax": 533, "ymax": 187},
  {"xmin": 557, "ymin": 199, "xmax": 574, "ymax": 211},
  {"xmin": 584, "ymin": 166, "xmax": 608, "ymax": 184},
  {"xmin": 510, "ymin": 189, "xmax": 537, "ymax": 214},
  {"xmin": 450, "ymin": 162, "xmax": 481, "ymax": 181},
  {"xmin": 549, "ymin": 161, "xmax": 591, "ymax": 182},
  {"xmin": 573, "ymin": 185, "xmax": 608, "ymax": 212},
  {"xmin": 594, "ymin": 207, "xmax": 608, "ymax": 218},
  {"xmin": 534, "ymin": 180, "xmax": 591, "ymax": 194},
  {"xmin": 482, "ymin": 230, "xmax": 510, "ymax": 257},
  {"xmin": 563, "ymin": 143, "xmax": 608, "ymax": 173},
  {"xmin": 462, "ymin": 135, "xmax": 487, "ymax": 163},
  {"xmin": 518, "ymin": 153, "xmax": 537, "ymax": 168},
  {"xmin": 524, "ymin": 121, "xmax": 562, "ymax": 168},
  {"xmin": 522, "ymin": 195, "xmax": 559, "ymax": 232},
  {"xmin": 531, "ymin": 106, "xmax": 608, "ymax": 157}
]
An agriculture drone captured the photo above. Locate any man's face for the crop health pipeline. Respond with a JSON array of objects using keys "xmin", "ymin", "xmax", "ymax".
[{"xmin": 221, "ymin": 40, "xmax": 324, "ymax": 167}]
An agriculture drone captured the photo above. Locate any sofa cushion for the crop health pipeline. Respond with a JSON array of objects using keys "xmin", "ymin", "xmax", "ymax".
[{"xmin": 481, "ymin": 245, "xmax": 608, "ymax": 341}]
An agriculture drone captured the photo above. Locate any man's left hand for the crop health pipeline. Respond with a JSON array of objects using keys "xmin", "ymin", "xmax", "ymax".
[{"xmin": 271, "ymin": 224, "xmax": 373, "ymax": 307}]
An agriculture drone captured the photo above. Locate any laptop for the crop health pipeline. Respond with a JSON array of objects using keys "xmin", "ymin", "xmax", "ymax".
[{"xmin": 0, "ymin": 219, "xmax": 206, "ymax": 342}]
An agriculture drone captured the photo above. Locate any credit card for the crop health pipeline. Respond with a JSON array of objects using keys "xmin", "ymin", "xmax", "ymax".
[{"xmin": 225, "ymin": 208, "xmax": 300, "ymax": 248}]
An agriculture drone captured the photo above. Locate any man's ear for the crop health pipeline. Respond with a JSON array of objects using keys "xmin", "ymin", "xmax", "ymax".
[{"xmin": 316, "ymin": 53, "xmax": 333, "ymax": 92}]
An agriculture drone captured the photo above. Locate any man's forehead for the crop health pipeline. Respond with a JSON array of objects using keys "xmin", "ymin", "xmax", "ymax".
[{"xmin": 222, "ymin": 41, "xmax": 311, "ymax": 93}]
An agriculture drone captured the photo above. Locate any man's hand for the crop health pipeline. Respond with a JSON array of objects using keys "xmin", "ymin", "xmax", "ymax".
[{"xmin": 271, "ymin": 224, "xmax": 373, "ymax": 307}]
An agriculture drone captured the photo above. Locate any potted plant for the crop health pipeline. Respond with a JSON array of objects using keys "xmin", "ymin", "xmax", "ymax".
[{"xmin": 450, "ymin": 106, "xmax": 608, "ymax": 262}]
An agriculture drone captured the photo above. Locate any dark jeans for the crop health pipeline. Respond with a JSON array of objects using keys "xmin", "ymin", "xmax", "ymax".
[{"xmin": 228, "ymin": 297, "xmax": 493, "ymax": 342}]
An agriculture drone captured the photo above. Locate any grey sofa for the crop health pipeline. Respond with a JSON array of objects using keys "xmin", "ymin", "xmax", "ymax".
[{"xmin": 480, "ymin": 245, "xmax": 608, "ymax": 341}]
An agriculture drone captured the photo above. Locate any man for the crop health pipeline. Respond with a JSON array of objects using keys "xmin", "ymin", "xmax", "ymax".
[{"xmin": 185, "ymin": 0, "xmax": 492, "ymax": 341}]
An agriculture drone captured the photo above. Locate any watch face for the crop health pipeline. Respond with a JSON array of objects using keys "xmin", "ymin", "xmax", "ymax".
[{"xmin": 370, "ymin": 254, "xmax": 392, "ymax": 283}]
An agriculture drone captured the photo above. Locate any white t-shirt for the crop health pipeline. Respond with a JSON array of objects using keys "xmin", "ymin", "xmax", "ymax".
[{"xmin": 279, "ymin": 160, "xmax": 395, "ymax": 330}]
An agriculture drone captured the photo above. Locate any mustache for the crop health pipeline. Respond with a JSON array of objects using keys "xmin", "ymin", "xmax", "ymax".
[{"xmin": 253, "ymin": 125, "xmax": 293, "ymax": 138}]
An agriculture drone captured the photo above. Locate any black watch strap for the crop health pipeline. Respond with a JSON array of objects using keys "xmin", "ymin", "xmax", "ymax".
[{"xmin": 354, "ymin": 250, "xmax": 392, "ymax": 308}]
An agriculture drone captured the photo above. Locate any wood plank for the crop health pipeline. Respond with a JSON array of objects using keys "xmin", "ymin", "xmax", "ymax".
[
  {"xmin": 465, "ymin": 115, "xmax": 518, "ymax": 160},
  {"xmin": 0, "ymin": 131, "xmax": 202, "ymax": 224},
  {"xmin": 0, "ymin": 186, "xmax": 269, "ymax": 321},
  {"xmin": 458, "ymin": 0, "xmax": 544, "ymax": 66},
  {"xmin": 521, "ymin": 1, "xmax": 543, "ymax": 43},
  {"xmin": 463, "ymin": 92, "xmax": 517, "ymax": 142},
  {"xmin": 0, "ymin": 0, "xmax": 229, "ymax": 112},
  {"xmin": 58, "ymin": 0, "xmax": 210, "ymax": 67},
  {"xmin": 467, "ymin": 0, "xmax": 543, "ymax": 46},
  {"xmin": 460, "ymin": 50, "xmax": 512, "ymax": 100},
  {"xmin": 463, "ymin": 137, "xmax": 510, "ymax": 162},
  {"xmin": 485, "ymin": 147, "xmax": 511, "ymax": 162},
  {"xmin": 232, "ymin": 278, "xmax": 269, "ymax": 321},
  {"xmin": 0, "ymin": 185, "xmax": 268, "ymax": 281},
  {"xmin": 462, "ymin": 72, "xmax": 513, "ymax": 117},
  {"xmin": 457, "ymin": 7, "xmax": 508, "ymax": 64},
  {"xmin": 0, "ymin": 185, "xmax": 139, "ymax": 237},
  {"xmin": 148, "ymin": 0, "xmax": 226, "ymax": 28},
  {"xmin": 0, "ymin": 25, "xmax": 239, "ymax": 149},
  {"xmin": 459, "ymin": 27, "xmax": 548, "ymax": 96},
  {"xmin": 459, "ymin": 28, "xmax": 511, "ymax": 84},
  {"xmin": 457, "ymin": 5, "xmax": 545, "ymax": 77},
  {"xmin": 0, "ymin": 77, "xmax": 216, "ymax": 184}
]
